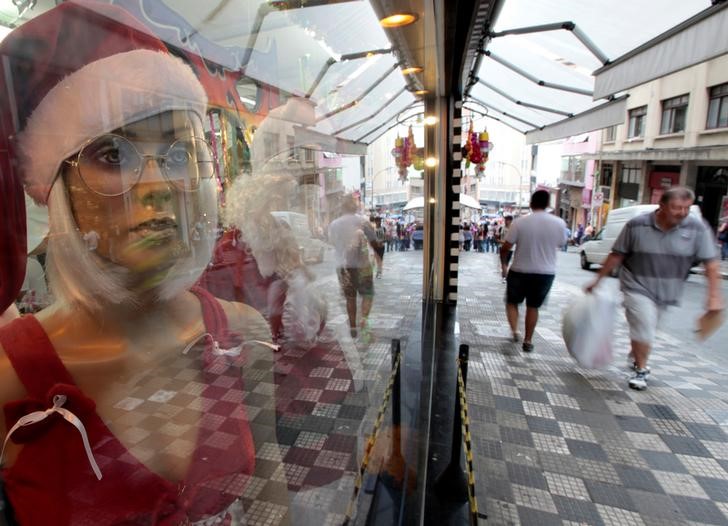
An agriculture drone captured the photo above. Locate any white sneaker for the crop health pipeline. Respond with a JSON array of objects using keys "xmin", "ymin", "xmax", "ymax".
[
  {"xmin": 628, "ymin": 369, "xmax": 650, "ymax": 390},
  {"xmin": 628, "ymin": 358, "xmax": 650, "ymax": 375}
]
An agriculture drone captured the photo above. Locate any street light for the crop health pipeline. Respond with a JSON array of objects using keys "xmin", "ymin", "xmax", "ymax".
[
  {"xmin": 496, "ymin": 160, "xmax": 529, "ymax": 213},
  {"xmin": 367, "ymin": 166, "xmax": 399, "ymax": 210}
]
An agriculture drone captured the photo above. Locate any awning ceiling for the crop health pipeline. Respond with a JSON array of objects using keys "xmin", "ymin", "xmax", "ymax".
[
  {"xmin": 11, "ymin": 0, "xmax": 422, "ymax": 151},
  {"xmin": 466, "ymin": 0, "xmax": 715, "ymax": 143},
  {"xmin": 175, "ymin": 1, "xmax": 420, "ymax": 147},
  {"xmin": 9, "ymin": 1, "xmax": 722, "ymax": 150}
]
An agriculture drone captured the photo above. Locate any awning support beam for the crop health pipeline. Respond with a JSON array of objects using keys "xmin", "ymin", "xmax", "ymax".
[
  {"xmin": 334, "ymin": 86, "xmax": 408, "ymax": 135},
  {"xmin": 489, "ymin": 21, "xmax": 609, "ymax": 66},
  {"xmin": 479, "ymin": 51, "xmax": 594, "ymax": 96},
  {"xmin": 315, "ymin": 63, "xmax": 399, "ymax": 123},
  {"xmin": 356, "ymin": 101, "xmax": 422, "ymax": 143},
  {"xmin": 305, "ymin": 48, "xmax": 392, "ymax": 99},
  {"xmin": 477, "ymin": 80, "xmax": 574, "ymax": 117},
  {"xmin": 462, "ymin": 104, "xmax": 527, "ymax": 134},
  {"xmin": 468, "ymin": 96, "xmax": 541, "ymax": 128}
]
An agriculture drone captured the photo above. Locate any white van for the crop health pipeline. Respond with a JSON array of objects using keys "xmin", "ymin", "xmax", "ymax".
[{"xmin": 580, "ymin": 204, "xmax": 702, "ymax": 270}]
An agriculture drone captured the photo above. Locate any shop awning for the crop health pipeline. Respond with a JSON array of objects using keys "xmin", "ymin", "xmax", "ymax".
[{"xmin": 464, "ymin": 0, "xmax": 716, "ymax": 143}]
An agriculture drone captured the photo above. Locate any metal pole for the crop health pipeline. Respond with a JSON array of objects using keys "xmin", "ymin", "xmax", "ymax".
[{"xmin": 433, "ymin": 344, "xmax": 470, "ymax": 502}]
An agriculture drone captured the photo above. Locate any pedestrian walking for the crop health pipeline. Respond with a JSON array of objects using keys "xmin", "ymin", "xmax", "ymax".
[
  {"xmin": 487, "ymin": 221, "xmax": 498, "ymax": 252},
  {"xmin": 371, "ymin": 216, "xmax": 386, "ymax": 278},
  {"xmin": 719, "ymin": 220, "xmax": 728, "ymax": 261},
  {"xmin": 500, "ymin": 190, "xmax": 568, "ymax": 353},
  {"xmin": 498, "ymin": 215, "xmax": 514, "ymax": 283},
  {"xmin": 462, "ymin": 222, "xmax": 473, "ymax": 251},
  {"xmin": 328, "ymin": 196, "xmax": 380, "ymax": 339},
  {"xmin": 586, "ymin": 186, "xmax": 724, "ymax": 390}
]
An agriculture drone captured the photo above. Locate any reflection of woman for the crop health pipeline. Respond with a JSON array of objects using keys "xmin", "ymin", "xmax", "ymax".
[{"xmin": 0, "ymin": 3, "xmax": 279, "ymax": 524}]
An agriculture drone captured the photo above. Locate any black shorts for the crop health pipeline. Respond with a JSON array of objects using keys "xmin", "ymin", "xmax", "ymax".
[
  {"xmin": 337, "ymin": 267, "xmax": 374, "ymax": 298},
  {"xmin": 506, "ymin": 271, "xmax": 555, "ymax": 308}
]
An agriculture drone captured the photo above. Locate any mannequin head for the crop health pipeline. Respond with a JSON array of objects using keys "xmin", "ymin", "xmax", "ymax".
[
  {"xmin": 47, "ymin": 110, "xmax": 217, "ymax": 309},
  {"xmin": 0, "ymin": 1, "xmax": 212, "ymax": 311}
]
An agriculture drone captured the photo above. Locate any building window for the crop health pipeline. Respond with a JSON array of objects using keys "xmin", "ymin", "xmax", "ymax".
[
  {"xmin": 601, "ymin": 164, "xmax": 613, "ymax": 188},
  {"xmin": 604, "ymin": 125, "xmax": 616, "ymax": 142},
  {"xmin": 560, "ymin": 155, "xmax": 584, "ymax": 183},
  {"xmin": 621, "ymin": 165, "xmax": 641, "ymax": 184},
  {"xmin": 660, "ymin": 94, "xmax": 688, "ymax": 134},
  {"xmin": 627, "ymin": 106, "xmax": 647, "ymax": 138},
  {"xmin": 706, "ymin": 82, "xmax": 728, "ymax": 129}
]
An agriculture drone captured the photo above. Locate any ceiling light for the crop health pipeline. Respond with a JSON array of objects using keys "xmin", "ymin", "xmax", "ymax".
[
  {"xmin": 414, "ymin": 90, "xmax": 429, "ymax": 96},
  {"xmin": 379, "ymin": 13, "xmax": 417, "ymax": 28},
  {"xmin": 425, "ymin": 157, "xmax": 438, "ymax": 168},
  {"xmin": 424, "ymin": 116, "xmax": 438, "ymax": 126},
  {"xmin": 401, "ymin": 66, "xmax": 423, "ymax": 75}
]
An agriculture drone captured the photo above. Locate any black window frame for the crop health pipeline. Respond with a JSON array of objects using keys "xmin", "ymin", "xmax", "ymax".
[
  {"xmin": 604, "ymin": 125, "xmax": 616, "ymax": 142},
  {"xmin": 659, "ymin": 94, "xmax": 688, "ymax": 134},
  {"xmin": 706, "ymin": 83, "xmax": 728, "ymax": 129},
  {"xmin": 627, "ymin": 106, "xmax": 647, "ymax": 138}
]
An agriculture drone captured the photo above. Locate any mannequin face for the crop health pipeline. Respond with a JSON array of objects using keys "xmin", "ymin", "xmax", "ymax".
[{"xmin": 63, "ymin": 110, "xmax": 215, "ymax": 276}]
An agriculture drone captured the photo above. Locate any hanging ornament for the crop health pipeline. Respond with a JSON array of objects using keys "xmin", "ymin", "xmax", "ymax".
[
  {"xmin": 462, "ymin": 120, "xmax": 491, "ymax": 176},
  {"xmin": 391, "ymin": 126, "xmax": 417, "ymax": 182}
]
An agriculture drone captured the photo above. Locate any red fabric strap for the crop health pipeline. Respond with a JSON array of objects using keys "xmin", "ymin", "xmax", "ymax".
[
  {"xmin": 189, "ymin": 286, "xmax": 237, "ymax": 349},
  {"xmin": 0, "ymin": 315, "xmax": 76, "ymax": 399}
]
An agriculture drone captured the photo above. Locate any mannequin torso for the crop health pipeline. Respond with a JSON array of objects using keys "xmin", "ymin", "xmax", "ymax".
[{"xmin": 0, "ymin": 291, "xmax": 273, "ymax": 482}]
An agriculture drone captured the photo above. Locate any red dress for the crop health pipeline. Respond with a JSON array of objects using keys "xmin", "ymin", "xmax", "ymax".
[{"xmin": 0, "ymin": 287, "xmax": 255, "ymax": 525}]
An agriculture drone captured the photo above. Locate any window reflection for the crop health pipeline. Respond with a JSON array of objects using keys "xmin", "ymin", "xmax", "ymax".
[{"xmin": 0, "ymin": 1, "xmax": 423, "ymax": 524}]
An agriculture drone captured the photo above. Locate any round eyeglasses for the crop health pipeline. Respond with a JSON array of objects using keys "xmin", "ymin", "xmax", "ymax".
[{"xmin": 65, "ymin": 134, "xmax": 215, "ymax": 197}]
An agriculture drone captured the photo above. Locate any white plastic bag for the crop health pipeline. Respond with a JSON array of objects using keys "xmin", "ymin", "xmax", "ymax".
[{"xmin": 562, "ymin": 287, "xmax": 618, "ymax": 368}]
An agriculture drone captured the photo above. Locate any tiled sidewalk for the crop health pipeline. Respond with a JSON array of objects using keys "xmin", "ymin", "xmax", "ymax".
[{"xmin": 456, "ymin": 252, "xmax": 728, "ymax": 525}]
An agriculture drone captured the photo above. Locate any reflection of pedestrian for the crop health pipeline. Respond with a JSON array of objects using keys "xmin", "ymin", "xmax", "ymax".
[
  {"xmin": 586, "ymin": 187, "xmax": 724, "ymax": 390},
  {"xmin": 328, "ymin": 196, "xmax": 379, "ymax": 339},
  {"xmin": 500, "ymin": 191, "xmax": 568, "ymax": 352}
]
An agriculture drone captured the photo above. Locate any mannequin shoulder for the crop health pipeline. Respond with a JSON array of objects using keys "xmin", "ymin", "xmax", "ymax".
[{"xmin": 218, "ymin": 299, "xmax": 272, "ymax": 342}]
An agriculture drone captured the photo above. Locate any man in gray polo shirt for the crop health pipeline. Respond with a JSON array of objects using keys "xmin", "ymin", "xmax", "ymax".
[{"xmin": 587, "ymin": 187, "xmax": 724, "ymax": 390}]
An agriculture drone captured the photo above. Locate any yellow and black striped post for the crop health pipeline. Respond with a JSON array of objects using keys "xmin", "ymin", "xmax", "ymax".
[
  {"xmin": 342, "ymin": 339, "xmax": 403, "ymax": 525},
  {"xmin": 433, "ymin": 344, "xmax": 481, "ymax": 524},
  {"xmin": 457, "ymin": 353, "xmax": 480, "ymax": 524}
]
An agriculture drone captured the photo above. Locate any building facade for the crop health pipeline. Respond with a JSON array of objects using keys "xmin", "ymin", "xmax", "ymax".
[{"xmin": 591, "ymin": 53, "xmax": 728, "ymax": 230}]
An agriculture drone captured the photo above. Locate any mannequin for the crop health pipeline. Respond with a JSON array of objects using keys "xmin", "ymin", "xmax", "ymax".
[{"xmin": 0, "ymin": 2, "xmax": 282, "ymax": 524}]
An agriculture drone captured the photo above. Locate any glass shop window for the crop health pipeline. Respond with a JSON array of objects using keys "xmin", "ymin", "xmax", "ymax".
[{"xmin": 0, "ymin": 1, "xmax": 424, "ymax": 525}]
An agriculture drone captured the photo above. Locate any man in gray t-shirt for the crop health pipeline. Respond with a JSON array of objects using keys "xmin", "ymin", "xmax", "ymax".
[{"xmin": 587, "ymin": 186, "xmax": 724, "ymax": 391}]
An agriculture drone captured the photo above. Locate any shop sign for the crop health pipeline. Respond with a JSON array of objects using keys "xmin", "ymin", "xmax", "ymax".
[{"xmin": 593, "ymin": 192, "xmax": 604, "ymax": 207}]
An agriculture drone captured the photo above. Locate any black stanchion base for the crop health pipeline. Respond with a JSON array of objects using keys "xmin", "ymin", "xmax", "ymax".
[{"xmin": 433, "ymin": 461, "xmax": 469, "ymax": 503}]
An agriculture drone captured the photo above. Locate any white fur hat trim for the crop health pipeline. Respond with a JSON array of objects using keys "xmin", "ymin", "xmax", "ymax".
[{"xmin": 18, "ymin": 49, "xmax": 208, "ymax": 203}]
